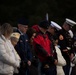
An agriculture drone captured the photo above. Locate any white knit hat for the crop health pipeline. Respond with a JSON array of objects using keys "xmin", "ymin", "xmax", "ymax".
[{"xmin": 10, "ymin": 32, "xmax": 20, "ymax": 39}]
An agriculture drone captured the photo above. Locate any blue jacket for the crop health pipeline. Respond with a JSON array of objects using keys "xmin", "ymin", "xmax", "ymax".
[{"xmin": 15, "ymin": 34, "xmax": 32, "ymax": 62}]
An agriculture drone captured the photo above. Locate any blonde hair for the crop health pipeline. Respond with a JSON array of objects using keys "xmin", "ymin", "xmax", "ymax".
[{"xmin": 0, "ymin": 23, "xmax": 13, "ymax": 36}]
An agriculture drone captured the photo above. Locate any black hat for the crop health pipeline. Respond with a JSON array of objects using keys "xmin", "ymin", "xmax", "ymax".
[
  {"xmin": 17, "ymin": 17, "xmax": 29, "ymax": 25},
  {"xmin": 39, "ymin": 20, "xmax": 49, "ymax": 29}
]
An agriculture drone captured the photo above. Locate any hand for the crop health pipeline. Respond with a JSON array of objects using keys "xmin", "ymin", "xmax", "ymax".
[
  {"xmin": 63, "ymin": 49, "xmax": 68, "ymax": 52},
  {"xmin": 59, "ymin": 35, "xmax": 64, "ymax": 40},
  {"xmin": 54, "ymin": 59, "xmax": 58, "ymax": 65},
  {"xmin": 44, "ymin": 64, "xmax": 49, "ymax": 68},
  {"xmin": 27, "ymin": 60, "xmax": 31, "ymax": 66},
  {"xmin": 70, "ymin": 53, "xmax": 74, "ymax": 60}
]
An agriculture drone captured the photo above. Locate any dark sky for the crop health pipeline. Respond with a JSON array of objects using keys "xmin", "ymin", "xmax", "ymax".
[{"xmin": 0, "ymin": 0, "xmax": 76, "ymax": 27}]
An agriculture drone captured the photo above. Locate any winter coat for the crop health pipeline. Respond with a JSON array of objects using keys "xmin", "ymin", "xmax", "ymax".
[
  {"xmin": 57, "ymin": 66, "xmax": 65, "ymax": 75},
  {"xmin": 33, "ymin": 31, "xmax": 55, "ymax": 63},
  {"xmin": 0, "ymin": 35, "xmax": 21, "ymax": 75},
  {"xmin": 15, "ymin": 34, "xmax": 32, "ymax": 62}
]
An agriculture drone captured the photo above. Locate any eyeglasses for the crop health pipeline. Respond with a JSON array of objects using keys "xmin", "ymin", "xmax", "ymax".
[
  {"xmin": 22, "ymin": 26, "xmax": 28, "ymax": 28},
  {"xmin": 24, "ymin": 27, "xmax": 28, "ymax": 28}
]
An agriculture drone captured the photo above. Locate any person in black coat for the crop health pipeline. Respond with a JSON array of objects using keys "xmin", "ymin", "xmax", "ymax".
[
  {"xmin": 14, "ymin": 18, "xmax": 32, "ymax": 75},
  {"xmin": 71, "ymin": 30, "xmax": 76, "ymax": 75},
  {"xmin": 26, "ymin": 28, "xmax": 39, "ymax": 75},
  {"xmin": 15, "ymin": 33, "xmax": 32, "ymax": 75},
  {"xmin": 57, "ymin": 18, "xmax": 76, "ymax": 75},
  {"xmin": 33, "ymin": 20, "xmax": 58, "ymax": 75}
]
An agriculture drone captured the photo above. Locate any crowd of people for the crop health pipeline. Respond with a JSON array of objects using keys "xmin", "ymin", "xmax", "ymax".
[{"xmin": 0, "ymin": 17, "xmax": 76, "ymax": 75}]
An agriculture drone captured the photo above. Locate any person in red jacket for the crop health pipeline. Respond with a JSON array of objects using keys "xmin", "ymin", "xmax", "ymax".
[{"xmin": 33, "ymin": 20, "xmax": 57, "ymax": 75}]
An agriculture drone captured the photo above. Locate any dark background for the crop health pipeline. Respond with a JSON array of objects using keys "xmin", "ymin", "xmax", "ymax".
[{"xmin": 0, "ymin": 0, "xmax": 76, "ymax": 29}]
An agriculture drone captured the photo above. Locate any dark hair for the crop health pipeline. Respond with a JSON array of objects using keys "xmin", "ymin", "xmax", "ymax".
[
  {"xmin": 53, "ymin": 34, "xmax": 58, "ymax": 41},
  {"xmin": 38, "ymin": 20, "xmax": 49, "ymax": 29},
  {"xmin": 26, "ymin": 28, "xmax": 36, "ymax": 40}
]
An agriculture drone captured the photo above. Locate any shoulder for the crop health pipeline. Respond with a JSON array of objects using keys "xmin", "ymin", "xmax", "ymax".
[
  {"xmin": 35, "ymin": 33, "xmax": 42, "ymax": 40},
  {"xmin": 19, "ymin": 34, "xmax": 28, "ymax": 43},
  {"xmin": 0, "ymin": 37, "xmax": 5, "ymax": 44},
  {"xmin": 20, "ymin": 34, "xmax": 28, "ymax": 38},
  {"xmin": 19, "ymin": 34, "xmax": 25, "ymax": 40}
]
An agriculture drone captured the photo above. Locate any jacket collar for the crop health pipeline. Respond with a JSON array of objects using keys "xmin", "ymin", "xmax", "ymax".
[
  {"xmin": 18, "ymin": 29, "xmax": 23, "ymax": 35},
  {"xmin": 0, "ymin": 34, "xmax": 8, "ymax": 42}
]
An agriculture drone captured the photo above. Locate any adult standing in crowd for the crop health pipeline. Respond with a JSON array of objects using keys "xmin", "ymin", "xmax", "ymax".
[
  {"xmin": 72, "ymin": 28, "xmax": 76, "ymax": 53},
  {"xmin": 15, "ymin": 18, "xmax": 32, "ymax": 75},
  {"xmin": 0, "ymin": 23, "xmax": 20, "ymax": 75},
  {"xmin": 46, "ymin": 21, "xmax": 60, "ymax": 75},
  {"xmin": 47, "ymin": 21, "xmax": 66, "ymax": 75},
  {"xmin": 10, "ymin": 32, "xmax": 21, "ymax": 75},
  {"xmin": 15, "ymin": 17, "xmax": 29, "ymax": 34},
  {"xmin": 26, "ymin": 28, "xmax": 39, "ymax": 75},
  {"xmin": 33, "ymin": 20, "xmax": 57, "ymax": 75},
  {"xmin": 70, "ymin": 28, "xmax": 76, "ymax": 75},
  {"xmin": 57, "ymin": 18, "xmax": 76, "ymax": 75}
]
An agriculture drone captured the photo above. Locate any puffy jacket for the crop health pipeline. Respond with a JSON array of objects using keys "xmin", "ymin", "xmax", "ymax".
[{"xmin": 0, "ymin": 35, "xmax": 21, "ymax": 74}]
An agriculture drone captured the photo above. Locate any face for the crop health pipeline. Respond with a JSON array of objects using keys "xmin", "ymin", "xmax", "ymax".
[
  {"xmin": 55, "ymin": 39, "xmax": 58, "ymax": 44},
  {"xmin": 30, "ymin": 33, "xmax": 36, "ymax": 43},
  {"xmin": 54, "ymin": 39, "xmax": 58, "ymax": 46},
  {"xmin": 18, "ymin": 24, "xmax": 28, "ymax": 33},
  {"xmin": 11, "ymin": 38, "xmax": 19, "ymax": 46},
  {"xmin": 65, "ymin": 24, "xmax": 70, "ymax": 31},
  {"xmin": 39, "ymin": 27, "xmax": 47, "ymax": 33},
  {"xmin": 48, "ymin": 26, "xmax": 55, "ymax": 35},
  {"xmin": 63, "ymin": 23, "xmax": 71, "ymax": 31}
]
